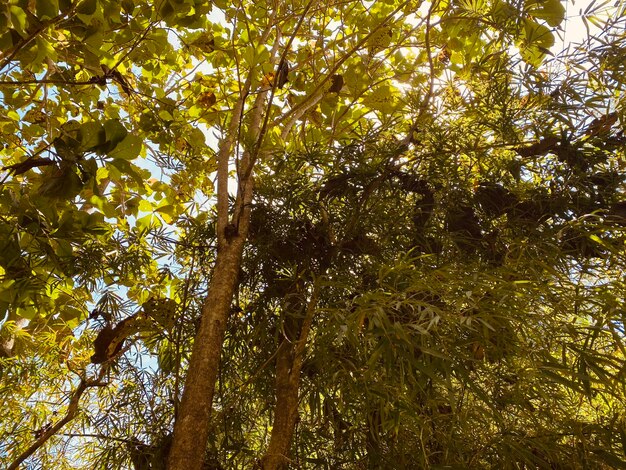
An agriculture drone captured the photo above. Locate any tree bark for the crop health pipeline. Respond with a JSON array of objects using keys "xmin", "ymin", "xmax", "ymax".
[
  {"xmin": 261, "ymin": 284, "xmax": 319, "ymax": 470},
  {"xmin": 166, "ymin": 239, "xmax": 248, "ymax": 470},
  {"xmin": 261, "ymin": 341, "xmax": 301, "ymax": 470},
  {"xmin": 167, "ymin": 75, "xmax": 267, "ymax": 470}
]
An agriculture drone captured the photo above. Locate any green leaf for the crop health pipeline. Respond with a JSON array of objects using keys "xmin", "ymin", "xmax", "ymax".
[
  {"xmin": 82, "ymin": 212, "xmax": 110, "ymax": 235},
  {"xmin": 53, "ymin": 239, "xmax": 74, "ymax": 257},
  {"xmin": 121, "ymin": 0, "xmax": 135, "ymax": 14},
  {"xmin": 32, "ymin": 37, "xmax": 57, "ymax": 67},
  {"xmin": 527, "ymin": 0, "xmax": 566, "ymax": 27},
  {"xmin": 362, "ymin": 83, "xmax": 399, "ymax": 114},
  {"xmin": 76, "ymin": 0, "xmax": 98, "ymax": 16},
  {"xmin": 523, "ymin": 19, "xmax": 555, "ymax": 49},
  {"xmin": 109, "ymin": 158, "xmax": 145, "ymax": 186},
  {"xmin": 9, "ymin": 6, "xmax": 27, "ymax": 35},
  {"xmin": 519, "ymin": 19, "xmax": 555, "ymax": 66},
  {"xmin": 107, "ymin": 134, "xmax": 142, "ymax": 160},
  {"xmin": 138, "ymin": 199, "xmax": 154, "ymax": 212},
  {"xmin": 104, "ymin": 119, "xmax": 129, "ymax": 147},
  {"xmin": 36, "ymin": 0, "xmax": 59, "ymax": 20},
  {"xmin": 242, "ymin": 45, "xmax": 256, "ymax": 67},
  {"xmin": 137, "ymin": 213, "xmax": 160, "ymax": 230},
  {"xmin": 79, "ymin": 121, "xmax": 106, "ymax": 151},
  {"xmin": 16, "ymin": 306, "xmax": 37, "ymax": 320},
  {"xmin": 592, "ymin": 449, "xmax": 626, "ymax": 469},
  {"xmin": 0, "ymin": 280, "xmax": 16, "ymax": 303},
  {"xmin": 539, "ymin": 368, "xmax": 585, "ymax": 393},
  {"xmin": 89, "ymin": 195, "xmax": 118, "ymax": 218},
  {"xmin": 492, "ymin": 0, "xmax": 518, "ymax": 22}
]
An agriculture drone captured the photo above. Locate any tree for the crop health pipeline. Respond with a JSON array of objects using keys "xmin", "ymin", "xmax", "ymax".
[{"xmin": 1, "ymin": 0, "xmax": 625, "ymax": 468}]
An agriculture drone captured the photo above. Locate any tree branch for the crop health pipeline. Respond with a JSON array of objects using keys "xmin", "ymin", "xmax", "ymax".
[
  {"xmin": 7, "ymin": 369, "xmax": 108, "ymax": 470},
  {"xmin": 274, "ymin": 0, "xmax": 411, "ymax": 131}
]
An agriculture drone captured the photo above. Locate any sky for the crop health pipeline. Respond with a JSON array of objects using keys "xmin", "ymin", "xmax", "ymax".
[{"xmin": 557, "ymin": 0, "xmax": 618, "ymax": 49}]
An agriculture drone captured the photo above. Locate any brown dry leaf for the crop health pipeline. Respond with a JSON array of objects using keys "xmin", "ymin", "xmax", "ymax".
[
  {"xmin": 262, "ymin": 72, "xmax": 275, "ymax": 88},
  {"xmin": 197, "ymin": 91, "xmax": 216, "ymax": 108},
  {"xmin": 584, "ymin": 112, "xmax": 618, "ymax": 137},
  {"xmin": 438, "ymin": 47, "xmax": 451, "ymax": 64},
  {"xmin": 327, "ymin": 74, "xmax": 343, "ymax": 94}
]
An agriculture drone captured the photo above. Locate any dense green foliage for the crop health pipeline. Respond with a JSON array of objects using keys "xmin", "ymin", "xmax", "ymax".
[{"xmin": 1, "ymin": 0, "xmax": 625, "ymax": 468}]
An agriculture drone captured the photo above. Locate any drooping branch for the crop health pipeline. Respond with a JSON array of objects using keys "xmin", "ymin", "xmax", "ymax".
[{"xmin": 7, "ymin": 369, "xmax": 107, "ymax": 470}]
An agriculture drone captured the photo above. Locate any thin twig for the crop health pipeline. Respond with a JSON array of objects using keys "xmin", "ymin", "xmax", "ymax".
[
  {"xmin": 274, "ymin": 0, "xmax": 412, "ymax": 131},
  {"xmin": 250, "ymin": 0, "xmax": 319, "ymax": 164},
  {"xmin": 401, "ymin": 0, "xmax": 437, "ymax": 147}
]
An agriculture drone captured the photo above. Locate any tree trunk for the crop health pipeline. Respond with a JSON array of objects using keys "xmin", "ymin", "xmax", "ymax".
[
  {"xmin": 167, "ymin": 239, "xmax": 247, "ymax": 470},
  {"xmin": 261, "ymin": 341, "xmax": 301, "ymax": 470},
  {"xmin": 261, "ymin": 285, "xmax": 319, "ymax": 470},
  {"xmin": 165, "ymin": 4, "xmax": 401, "ymax": 465},
  {"xmin": 167, "ymin": 76, "xmax": 267, "ymax": 470}
]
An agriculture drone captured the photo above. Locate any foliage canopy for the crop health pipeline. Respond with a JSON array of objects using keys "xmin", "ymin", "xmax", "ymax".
[{"xmin": 1, "ymin": 0, "xmax": 625, "ymax": 468}]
